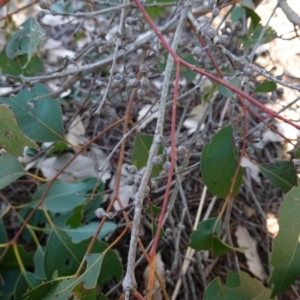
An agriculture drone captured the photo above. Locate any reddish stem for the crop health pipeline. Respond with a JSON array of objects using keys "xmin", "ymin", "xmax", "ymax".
[{"xmin": 133, "ymin": 0, "xmax": 300, "ymax": 131}]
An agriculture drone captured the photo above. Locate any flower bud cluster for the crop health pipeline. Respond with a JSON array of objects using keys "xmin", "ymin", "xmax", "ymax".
[
  {"xmin": 124, "ymin": 165, "xmax": 158, "ymax": 196},
  {"xmin": 126, "ymin": 63, "xmax": 151, "ymax": 100},
  {"xmin": 94, "ymin": 208, "xmax": 117, "ymax": 219}
]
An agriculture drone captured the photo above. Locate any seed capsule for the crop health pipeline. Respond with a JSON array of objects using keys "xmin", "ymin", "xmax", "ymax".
[
  {"xmin": 206, "ymin": 27, "xmax": 217, "ymax": 39},
  {"xmin": 95, "ymin": 208, "xmax": 106, "ymax": 218},
  {"xmin": 127, "ymin": 165, "xmax": 138, "ymax": 174},
  {"xmin": 219, "ymin": 34, "xmax": 230, "ymax": 46},
  {"xmin": 139, "ymin": 63, "xmax": 149, "ymax": 73},
  {"xmin": 163, "ymin": 161, "xmax": 171, "ymax": 172},
  {"xmin": 127, "ymin": 78, "xmax": 140, "ymax": 88},
  {"xmin": 134, "ymin": 175, "xmax": 142, "ymax": 187},
  {"xmin": 125, "ymin": 176, "xmax": 134, "ymax": 185},
  {"xmin": 212, "ymin": 7, "xmax": 219, "ymax": 17},
  {"xmin": 152, "ymin": 155, "xmax": 163, "ymax": 166},
  {"xmin": 137, "ymin": 88, "xmax": 146, "ymax": 99},
  {"xmin": 192, "ymin": 46, "xmax": 202, "ymax": 58},
  {"xmin": 150, "ymin": 180, "xmax": 158, "ymax": 191},
  {"xmin": 140, "ymin": 77, "xmax": 150, "ymax": 90},
  {"xmin": 178, "ymin": 145, "xmax": 188, "ymax": 157}
]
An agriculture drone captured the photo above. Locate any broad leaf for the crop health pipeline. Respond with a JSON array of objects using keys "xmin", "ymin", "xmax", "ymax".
[
  {"xmin": 294, "ymin": 147, "xmax": 300, "ymax": 158},
  {"xmin": 31, "ymin": 178, "xmax": 100, "ymax": 213},
  {"xmin": 0, "ymin": 84, "xmax": 64, "ymax": 142},
  {"xmin": 244, "ymin": 7, "xmax": 262, "ymax": 30},
  {"xmin": 14, "ymin": 272, "xmax": 43, "ymax": 300},
  {"xmin": 0, "ymin": 269, "xmax": 21, "ymax": 300},
  {"xmin": 189, "ymin": 218, "xmax": 244, "ymax": 257},
  {"xmin": 0, "ymin": 245, "xmax": 34, "ymax": 271},
  {"xmin": 269, "ymin": 186, "xmax": 300, "ymax": 296},
  {"xmin": 62, "ymin": 222, "xmax": 118, "ymax": 244},
  {"xmin": 158, "ymin": 52, "xmax": 199, "ymax": 83},
  {"xmin": 72, "ymin": 283, "xmax": 102, "ymax": 300},
  {"xmin": 6, "ymin": 17, "xmax": 45, "ymax": 67},
  {"xmin": 29, "ymin": 253, "xmax": 104, "ymax": 299},
  {"xmin": 145, "ymin": 0, "xmax": 175, "ymax": 18},
  {"xmin": 0, "ymin": 154, "xmax": 25, "ymax": 189},
  {"xmin": 34, "ymin": 247, "xmax": 46, "ymax": 279},
  {"xmin": 131, "ymin": 134, "xmax": 163, "ymax": 177},
  {"xmin": 0, "ymin": 104, "xmax": 39, "ymax": 156},
  {"xmin": 44, "ymin": 229, "xmax": 122, "ymax": 285},
  {"xmin": 259, "ymin": 161, "xmax": 297, "ymax": 193},
  {"xmin": 239, "ymin": 24, "xmax": 277, "ymax": 49},
  {"xmin": 241, "ymin": 0, "xmax": 255, "ymax": 10},
  {"xmin": 204, "ymin": 271, "xmax": 272, "ymax": 299},
  {"xmin": 254, "ymin": 81, "xmax": 277, "ymax": 93},
  {"xmin": 231, "ymin": 6, "xmax": 244, "ymax": 24},
  {"xmin": 218, "ymin": 77, "xmax": 240, "ymax": 98},
  {"xmin": 201, "ymin": 126, "xmax": 243, "ymax": 198},
  {"xmin": 0, "ymin": 50, "xmax": 44, "ymax": 77},
  {"xmin": 178, "ymin": 52, "xmax": 198, "ymax": 82}
]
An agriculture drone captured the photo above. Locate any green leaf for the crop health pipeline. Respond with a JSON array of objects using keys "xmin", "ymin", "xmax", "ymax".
[
  {"xmin": 145, "ymin": 0, "xmax": 175, "ymax": 18},
  {"xmin": 189, "ymin": 218, "xmax": 244, "ymax": 257},
  {"xmin": 254, "ymin": 81, "xmax": 277, "ymax": 93},
  {"xmin": 0, "ymin": 50, "xmax": 44, "ymax": 77},
  {"xmin": 269, "ymin": 186, "xmax": 300, "ymax": 296},
  {"xmin": 34, "ymin": 247, "xmax": 46, "ymax": 279},
  {"xmin": 145, "ymin": 205, "xmax": 165, "ymax": 238},
  {"xmin": 44, "ymin": 229, "xmax": 122, "ymax": 285},
  {"xmin": 201, "ymin": 83, "xmax": 218, "ymax": 104},
  {"xmin": 231, "ymin": 6, "xmax": 244, "ymax": 23},
  {"xmin": 0, "ymin": 245, "xmax": 34, "ymax": 271},
  {"xmin": 240, "ymin": 0, "xmax": 255, "ymax": 10},
  {"xmin": 62, "ymin": 221, "xmax": 118, "ymax": 243},
  {"xmin": 0, "ymin": 104, "xmax": 39, "ymax": 156},
  {"xmin": 158, "ymin": 52, "xmax": 199, "ymax": 83},
  {"xmin": 0, "ymin": 218, "xmax": 8, "ymax": 256},
  {"xmin": 45, "ymin": 141, "xmax": 70, "ymax": 155},
  {"xmin": 21, "ymin": 279, "xmax": 58, "ymax": 300},
  {"xmin": 201, "ymin": 126, "xmax": 243, "ymax": 198},
  {"xmin": 145, "ymin": 204, "xmax": 161, "ymax": 218},
  {"xmin": 244, "ymin": 7, "xmax": 261, "ymax": 30},
  {"xmin": 6, "ymin": 17, "xmax": 45, "ymax": 67},
  {"xmin": 178, "ymin": 53, "xmax": 198, "ymax": 82},
  {"xmin": 294, "ymin": 147, "xmax": 300, "ymax": 158},
  {"xmin": 31, "ymin": 178, "xmax": 99, "ymax": 213},
  {"xmin": 0, "ymin": 269, "xmax": 21, "ymax": 300},
  {"xmin": 204, "ymin": 271, "xmax": 272, "ymax": 299},
  {"xmin": 66, "ymin": 205, "xmax": 83, "ymax": 228},
  {"xmin": 259, "ymin": 161, "xmax": 297, "ymax": 193},
  {"xmin": 0, "ymin": 83, "xmax": 64, "ymax": 142},
  {"xmin": 0, "ymin": 153, "xmax": 25, "ymax": 189},
  {"xmin": 152, "ymin": 222, "xmax": 165, "ymax": 238},
  {"xmin": 239, "ymin": 24, "xmax": 277, "ymax": 49},
  {"xmin": 131, "ymin": 134, "xmax": 163, "ymax": 177},
  {"xmin": 217, "ymin": 77, "xmax": 240, "ymax": 98},
  {"xmin": 14, "ymin": 272, "xmax": 43, "ymax": 300}
]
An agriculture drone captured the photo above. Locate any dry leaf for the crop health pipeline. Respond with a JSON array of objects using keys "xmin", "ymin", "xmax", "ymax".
[
  {"xmin": 243, "ymin": 204, "xmax": 256, "ymax": 218},
  {"xmin": 39, "ymin": 153, "xmax": 97, "ymax": 181},
  {"xmin": 143, "ymin": 252, "xmax": 165, "ymax": 300},
  {"xmin": 109, "ymin": 163, "xmax": 134, "ymax": 210},
  {"xmin": 183, "ymin": 103, "xmax": 208, "ymax": 135},
  {"xmin": 235, "ymin": 225, "xmax": 267, "ymax": 281},
  {"xmin": 39, "ymin": 150, "xmax": 110, "ymax": 182},
  {"xmin": 137, "ymin": 104, "xmax": 159, "ymax": 130},
  {"xmin": 66, "ymin": 115, "xmax": 86, "ymax": 147},
  {"xmin": 240, "ymin": 156, "xmax": 261, "ymax": 185}
]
